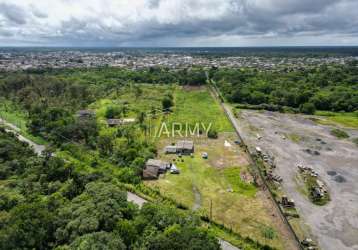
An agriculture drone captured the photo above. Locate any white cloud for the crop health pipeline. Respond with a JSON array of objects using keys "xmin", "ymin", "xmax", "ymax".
[{"xmin": 0, "ymin": 0, "xmax": 357, "ymax": 46}]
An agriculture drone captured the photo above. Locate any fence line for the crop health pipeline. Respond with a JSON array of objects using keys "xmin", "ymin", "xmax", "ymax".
[{"xmin": 209, "ymin": 84, "xmax": 304, "ymax": 250}]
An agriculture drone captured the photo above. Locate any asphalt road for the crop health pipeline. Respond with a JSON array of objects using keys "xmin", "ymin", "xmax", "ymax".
[
  {"xmin": 0, "ymin": 118, "xmax": 45, "ymax": 156},
  {"xmin": 127, "ymin": 191, "xmax": 147, "ymax": 208}
]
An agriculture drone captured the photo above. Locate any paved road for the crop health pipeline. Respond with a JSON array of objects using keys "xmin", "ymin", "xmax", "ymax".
[
  {"xmin": 218, "ymin": 239, "xmax": 241, "ymax": 250},
  {"xmin": 0, "ymin": 118, "xmax": 46, "ymax": 156},
  {"xmin": 127, "ymin": 191, "xmax": 147, "ymax": 208}
]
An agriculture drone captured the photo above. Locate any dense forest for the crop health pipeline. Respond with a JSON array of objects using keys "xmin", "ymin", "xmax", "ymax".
[
  {"xmin": 211, "ymin": 62, "xmax": 358, "ymax": 114},
  {"xmin": 0, "ymin": 128, "xmax": 220, "ymax": 249}
]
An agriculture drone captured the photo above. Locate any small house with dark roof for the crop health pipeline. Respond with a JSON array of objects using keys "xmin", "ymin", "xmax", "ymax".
[
  {"xmin": 164, "ymin": 140, "xmax": 194, "ymax": 155},
  {"xmin": 175, "ymin": 140, "xmax": 194, "ymax": 155},
  {"xmin": 143, "ymin": 159, "xmax": 170, "ymax": 180}
]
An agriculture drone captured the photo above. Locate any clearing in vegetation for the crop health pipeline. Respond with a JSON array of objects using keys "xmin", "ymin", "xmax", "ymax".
[{"xmin": 144, "ymin": 87, "xmax": 292, "ymax": 250}]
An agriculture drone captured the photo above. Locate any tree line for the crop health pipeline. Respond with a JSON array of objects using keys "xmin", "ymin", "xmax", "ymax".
[{"xmin": 211, "ymin": 63, "xmax": 358, "ymax": 114}]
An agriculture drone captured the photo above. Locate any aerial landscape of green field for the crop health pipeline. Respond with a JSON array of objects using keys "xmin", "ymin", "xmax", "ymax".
[
  {"xmin": 1, "ymin": 61, "xmax": 356, "ymax": 249},
  {"xmin": 1, "ymin": 1, "xmax": 358, "ymax": 249}
]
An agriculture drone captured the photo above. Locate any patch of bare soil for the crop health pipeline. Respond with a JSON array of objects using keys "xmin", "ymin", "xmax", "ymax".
[{"xmin": 237, "ymin": 109, "xmax": 358, "ymax": 250}]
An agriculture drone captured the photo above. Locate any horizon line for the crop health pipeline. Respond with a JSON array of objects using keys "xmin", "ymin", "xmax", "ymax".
[{"xmin": 1, "ymin": 45, "xmax": 358, "ymax": 49}]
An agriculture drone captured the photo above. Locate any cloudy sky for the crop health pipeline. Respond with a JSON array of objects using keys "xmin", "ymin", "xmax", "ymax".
[{"xmin": 1, "ymin": 0, "xmax": 358, "ymax": 47}]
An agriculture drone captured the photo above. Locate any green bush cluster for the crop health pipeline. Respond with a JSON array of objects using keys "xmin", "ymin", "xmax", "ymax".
[{"xmin": 330, "ymin": 128, "xmax": 350, "ymax": 139}]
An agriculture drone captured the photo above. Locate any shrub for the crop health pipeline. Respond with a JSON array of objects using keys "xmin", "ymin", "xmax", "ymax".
[
  {"xmin": 330, "ymin": 129, "xmax": 349, "ymax": 139},
  {"xmin": 105, "ymin": 106, "xmax": 122, "ymax": 119},
  {"xmin": 207, "ymin": 129, "xmax": 218, "ymax": 139},
  {"xmin": 352, "ymin": 137, "xmax": 358, "ymax": 146},
  {"xmin": 162, "ymin": 97, "xmax": 173, "ymax": 111},
  {"xmin": 299, "ymin": 102, "xmax": 316, "ymax": 115}
]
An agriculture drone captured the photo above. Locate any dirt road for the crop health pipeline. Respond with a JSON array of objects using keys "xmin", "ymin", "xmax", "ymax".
[
  {"xmin": 236, "ymin": 110, "xmax": 358, "ymax": 250},
  {"xmin": 0, "ymin": 118, "xmax": 45, "ymax": 156}
]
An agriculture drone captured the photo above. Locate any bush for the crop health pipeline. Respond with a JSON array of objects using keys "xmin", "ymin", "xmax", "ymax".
[
  {"xmin": 330, "ymin": 129, "xmax": 349, "ymax": 139},
  {"xmin": 353, "ymin": 138, "xmax": 358, "ymax": 146},
  {"xmin": 299, "ymin": 102, "xmax": 316, "ymax": 115},
  {"xmin": 207, "ymin": 129, "xmax": 218, "ymax": 139},
  {"xmin": 105, "ymin": 106, "xmax": 122, "ymax": 119},
  {"xmin": 162, "ymin": 97, "xmax": 173, "ymax": 111}
]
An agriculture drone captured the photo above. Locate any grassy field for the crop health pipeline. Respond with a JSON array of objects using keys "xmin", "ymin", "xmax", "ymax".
[
  {"xmin": 141, "ymin": 86, "xmax": 294, "ymax": 249},
  {"xmin": 87, "ymin": 84, "xmax": 287, "ymax": 248},
  {"xmin": 90, "ymin": 84, "xmax": 174, "ymax": 119},
  {"xmin": 314, "ymin": 111, "xmax": 358, "ymax": 129},
  {"xmin": 146, "ymin": 134, "xmax": 285, "ymax": 249},
  {"xmin": 166, "ymin": 87, "xmax": 234, "ymax": 133},
  {"xmin": 92, "ymin": 85, "xmax": 234, "ymax": 140}
]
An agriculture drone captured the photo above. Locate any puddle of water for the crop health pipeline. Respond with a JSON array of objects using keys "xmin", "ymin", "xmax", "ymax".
[
  {"xmin": 327, "ymin": 171, "xmax": 337, "ymax": 176},
  {"xmin": 304, "ymin": 148, "xmax": 321, "ymax": 156},
  {"xmin": 334, "ymin": 175, "xmax": 347, "ymax": 183}
]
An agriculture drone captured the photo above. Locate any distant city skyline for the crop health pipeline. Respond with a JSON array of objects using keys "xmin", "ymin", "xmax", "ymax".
[{"xmin": 1, "ymin": 0, "xmax": 358, "ymax": 47}]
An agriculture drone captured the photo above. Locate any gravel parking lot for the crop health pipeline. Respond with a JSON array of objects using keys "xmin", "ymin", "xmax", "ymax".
[{"xmin": 236, "ymin": 110, "xmax": 358, "ymax": 250}]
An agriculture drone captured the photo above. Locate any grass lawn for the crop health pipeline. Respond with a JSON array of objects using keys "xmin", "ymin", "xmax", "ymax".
[
  {"xmin": 92, "ymin": 84, "xmax": 233, "ymax": 141},
  {"xmin": 167, "ymin": 86, "xmax": 234, "ymax": 133},
  {"xmin": 314, "ymin": 111, "xmax": 358, "ymax": 129},
  {"xmin": 146, "ymin": 134, "xmax": 285, "ymax": 250},
  {"xmin": 99, "ymin": 83, "xmax": 175, "ymax": 116},
  {"xmin": 142, "ymin": 86, "xmax": 289, "ymax": 249}
]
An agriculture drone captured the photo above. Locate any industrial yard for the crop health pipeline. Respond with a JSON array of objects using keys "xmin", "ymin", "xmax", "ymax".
[{"xmin": 235, "ymin": 109, "xmax": 358, "ymax": 250}]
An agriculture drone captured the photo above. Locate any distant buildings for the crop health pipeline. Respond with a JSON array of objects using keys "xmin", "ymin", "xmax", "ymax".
[{"xmin": 0, "ymin": 49, "xmax": 355, "ymax": 72}]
